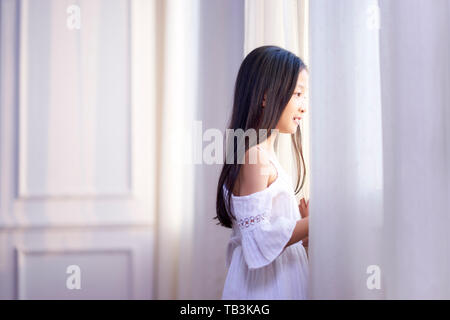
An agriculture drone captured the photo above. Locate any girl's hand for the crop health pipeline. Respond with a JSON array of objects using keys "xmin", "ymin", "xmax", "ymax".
[{"xmin": 299, "ymin": 198, "xmax": 309, "ymax": 219}]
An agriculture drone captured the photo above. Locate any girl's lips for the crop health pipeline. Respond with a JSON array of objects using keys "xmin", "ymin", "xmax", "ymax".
[{"xmin": 293, "ymin": 117, "xmax": 302, "ymax": 125}]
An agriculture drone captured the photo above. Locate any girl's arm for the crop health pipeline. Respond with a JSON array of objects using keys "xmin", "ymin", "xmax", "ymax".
[
  {"xmin": 240, "ymin": 147, "xmax": 309, "ymax": 250},
  {"xmin": 301, "ymin": 236, "xmax": 309, "ymax": 257},
  {"xmin": 286, "ymin": 197, "xmax": 310, "ymax": 250},
  {"xmin": 284, "ymin": 217, "xmax": 309, "ymax": 249}
]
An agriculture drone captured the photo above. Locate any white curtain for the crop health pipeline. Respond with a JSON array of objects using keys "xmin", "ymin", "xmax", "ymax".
[
  {"xmin": 309, "ymin": 0, "xmax": 450, "ymax": 299},
  {"xmin": 153, "ymin": 0, "xmax": 245, "ymax": 299},
  {"xmin": 152, "ymin": 0, "xmax": 199, "ymax": 299},
  {"xmin": 378, "ymin": 0, "xmax": 450, "ymax": 299},
  {"xmin": 244, "ymin": 0, "xmax": 311, "ymax": 204}
]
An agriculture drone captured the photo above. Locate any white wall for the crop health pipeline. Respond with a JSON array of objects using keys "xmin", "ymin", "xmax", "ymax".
[{"xmin": 0, "ymin": 0, "xmax": 154, "ymax": 299}]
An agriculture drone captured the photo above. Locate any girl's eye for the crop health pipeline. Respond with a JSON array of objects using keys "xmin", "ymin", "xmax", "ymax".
[{"xmin": 295, "ymin": 92, "xmax": 302, "ymax": 97}]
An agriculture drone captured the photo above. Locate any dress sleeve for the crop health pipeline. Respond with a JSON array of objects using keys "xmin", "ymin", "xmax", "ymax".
[{"xmin": 232, "ymin": 191, "xmax": 298, "ymax": 270}]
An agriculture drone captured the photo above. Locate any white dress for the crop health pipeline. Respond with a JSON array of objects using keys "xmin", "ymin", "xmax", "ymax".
[{"xmin": 221, "ymin": 147, "xmax": 309, "ymax": 300}]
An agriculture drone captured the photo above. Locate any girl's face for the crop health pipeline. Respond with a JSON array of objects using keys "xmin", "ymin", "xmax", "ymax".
[{"xmin": 275, "ymin": 69, "xmax": 309, "ymax": 134}]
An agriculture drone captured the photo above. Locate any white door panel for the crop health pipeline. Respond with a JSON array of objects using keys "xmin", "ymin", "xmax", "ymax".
[{"xmin": 0, "ymin": 0, "xmax": 155, "ymax": 299}]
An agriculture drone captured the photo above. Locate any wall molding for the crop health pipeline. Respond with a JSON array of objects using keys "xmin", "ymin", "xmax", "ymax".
[{"xmin": 15, "ymin": 246, "xmax": 134, "ymax": 300}]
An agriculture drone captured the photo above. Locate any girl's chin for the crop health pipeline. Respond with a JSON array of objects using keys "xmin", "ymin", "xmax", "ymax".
[
  {"xmin": 290, "ymin": 125, "xmax": 299, "ymax": 134},
  {"xmin": 277, "ymin": 127, "xmax": 297, "ymax": 134}
]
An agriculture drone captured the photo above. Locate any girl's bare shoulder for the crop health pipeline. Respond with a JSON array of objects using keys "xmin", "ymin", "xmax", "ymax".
[{"xmin": 234, "ymin": 146, "xmax": 276, "ymax": 197}]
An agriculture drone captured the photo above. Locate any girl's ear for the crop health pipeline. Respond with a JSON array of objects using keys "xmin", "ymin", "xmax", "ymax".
[{"xmin": 262, "ymin": 93, "xmax": 267, "ymax": 108}]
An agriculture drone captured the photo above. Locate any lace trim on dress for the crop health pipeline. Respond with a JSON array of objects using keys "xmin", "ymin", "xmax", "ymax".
[{"xmin": 238, "ymin": 214, "xmax": 267, "ymax": 229}]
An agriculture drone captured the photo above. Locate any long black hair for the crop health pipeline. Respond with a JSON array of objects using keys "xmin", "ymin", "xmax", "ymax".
[{"xmin": 215, "ymin": 45, "xmax": 307, "ymax": 228}]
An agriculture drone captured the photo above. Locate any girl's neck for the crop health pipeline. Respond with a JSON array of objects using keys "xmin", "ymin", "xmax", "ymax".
[{"xmin": 260, "ymin": 130, "xmax": 278, "ymax": 154}]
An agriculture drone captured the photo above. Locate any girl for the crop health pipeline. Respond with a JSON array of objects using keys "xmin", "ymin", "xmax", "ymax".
[{"xmin": 215, "ymin": 45, "xmax": 310, "ymax": 300}]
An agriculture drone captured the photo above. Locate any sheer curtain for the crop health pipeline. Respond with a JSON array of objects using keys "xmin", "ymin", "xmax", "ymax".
[
  {"xmin": 152, "ymin": 0, "xmax": 245, "ymax": 299},
  {"xmin": 152, "ymin": 0, "xmax": 199, "ymax": 299},
  {"xmin": 309, "ymin": 0, "xmax": 450, "ymax": 299},
  {"xmin": 378, "ymin": 0, "xmax": 450, "ymax": 299}
]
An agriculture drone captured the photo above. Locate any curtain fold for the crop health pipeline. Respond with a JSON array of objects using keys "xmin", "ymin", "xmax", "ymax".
[
  {"xmin": 153, "ymin": 0, "xmax": 199, "ymax": 299},
  {"xmin": 153, "ymin": 0, "xmax": 245, "ymax": 299},
  {"xmin": 379, "ymin": 0, "xmax": 450, "ymax": 299},
  {"xmin": 310, "ymin": 0, "xmax": 450, "ymax": 299},
  {"xmin": 309, "ymin": 0, "xmax": 384, "ymax": 299}
]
